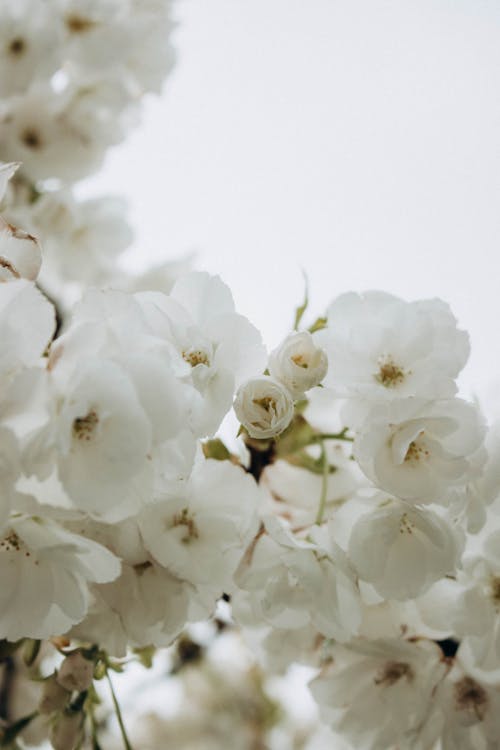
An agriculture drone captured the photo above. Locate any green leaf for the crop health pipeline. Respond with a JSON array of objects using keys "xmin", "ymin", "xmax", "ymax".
[
  {"xmin": 133, "ymin": 645, "xmax": 156, "ymax": 669},
  {"xmin": 293, "ymin": 272, "xmax": 309, "ymax": 330},
  {"xmin": 308, "ymin": 316, "xmax": 327, "ymax": 333},
  {"xmin": 202, "ymin": 439, "xmax": 231, "ymax": 462}
]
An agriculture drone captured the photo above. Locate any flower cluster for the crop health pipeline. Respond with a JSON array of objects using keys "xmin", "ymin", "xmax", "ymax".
[
  {"xmin": 0, "ymin": 0, "xmax": 180, "ymax": 306},
  {"xmin": 1, "ymin": 108, "xmax": 500, "ymax": 750}
]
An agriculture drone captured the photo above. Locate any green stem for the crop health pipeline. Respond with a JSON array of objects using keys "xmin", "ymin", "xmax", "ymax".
[
  {"xmin": 312, "ymin": 429, "xmax": 353, "ymax": 443},
  {"xmin": 315, "ymin": 441, "xmax": 329, "ymax": 525},
  {"xmin": 105, "ymin": 667, "xmax": 134, "ymax": 750}
]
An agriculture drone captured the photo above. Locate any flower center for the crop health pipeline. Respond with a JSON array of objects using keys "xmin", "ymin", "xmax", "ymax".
[
  {"xmin": 182, "ymin": 349, "xmax": 210, "ymax": 367},
  {"xmin": 374, "ymin": 661, "xmax": 414, "ymax": 686},
  {"xmin": 404, "ymin": 435, "xmax": 429, "ymax": 464},
  {"xmin": 21, "ymin": 128, "xmax": 42, "ymax": 150},
  {"xmin": 454, "ymin": 676, "xmax": 488, "ymax": 720},
  {"xmin": 291, "ymin": 353, "xmax": 309, "ymax": 369},
  {"xmin": 0, "ymin": 530, "xmax": 32, "ymax": 559},
  {"xmin": 172, "ymin": 508, "xmax": 199, "ymax": 544},
  {"xmin": 399, "ymin": 513, "xmax": 414, "ymax": 535},
  {"xmin": 73, "ymin": 410, "xmax": 99, "ymax": 442},
  {"xmin": 375, "ymin": 355, "xmax": 408, "ymax": 388},
  {"xmin": 253, "ymin": 396, "xmax": 276, "ymax": 414},
  {"xmin": 8, "ymin": 37, "xmax": 26, "ymax": 56}
]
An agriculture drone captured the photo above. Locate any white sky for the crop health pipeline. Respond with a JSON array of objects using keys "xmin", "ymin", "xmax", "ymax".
[{"xmin": 87, "ymin": 0, "xmax": 500, "ymax": 414}]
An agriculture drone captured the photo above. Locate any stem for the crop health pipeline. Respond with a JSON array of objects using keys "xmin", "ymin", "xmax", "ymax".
[
  {"xmin": 312, "ymin": 429, "xmax": 354, "ymax": 443},
  {"xmin": 105, "ymin": 667, "xmax": 134, "ymax": 750},
  {"xmin": 315, "ymin": 441, "xmax": 329, "ymax": 525},
  {"xmin": 89, "ymin": 707, "xmax": 104, "ymax": 750}
]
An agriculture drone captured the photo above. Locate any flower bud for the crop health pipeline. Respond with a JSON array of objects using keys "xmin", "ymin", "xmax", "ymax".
[
  {"xmin": 269, "ymin": 331, "xmax": 327, "ymax": 398},
  {"xmin": 56, "ymin": 651, "xmax": 94, "ymax": 692},
  {"xmin": 39, "ymin": 675, "xmax": 70, "ymax": 715},
  {"xmin": 234, "ymin": 376, "xmax": 294, "ymax": 439},
  {"xmin": 49, "ymin": 710, "xmax": 83, "ymax": 750}
]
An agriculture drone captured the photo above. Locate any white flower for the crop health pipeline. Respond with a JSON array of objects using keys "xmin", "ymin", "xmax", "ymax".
[
  {"xmin": 235, "ymin": 516, "xmax": 361, "ymax": 642},
  {"xmin": 139, "ymin": 458, "xmax": 260, "ymax": 590},
  {"xmin": 309, "ymin": 637, "xmax": 447, "ymax": 750},
  {"xmin": 0, "ymin": 513, "xmax": 120, "ymax": 640},
  {"xmin": 447, "ymin": 420, "xmax": 500, "ymax": 533},
  {"xmin": 435, "ymin": 661, "xmax": 500, "ymax": 750},
  {"xmin": 5, "ymin": 190, "xmax": 133, "ymax": 294},
  {"xmin": 138, "ymin": 272, "xmax": 267, "ymax": 436},
  {"xmin": 436, "ymin": 531, "xmax": 500, "ymax": 675},
  {"xmin": 72, "ymin": 562, "xmax": 196, "ymax": 658},
  {"xmin": 269, "ymin": 331, "xmax": 327, "ymax": 398},
  {"xmin": 54, "ymin": 359, "xmax": 154, "ymax": 520},
  {"xmin": 317, "ymin": 291, "xmax": 469, "ymax": 404},
  {"xmin": 348, "ymin": 494, "xmax": 464, "ymax": 600},
  {"xmin": 0, "ymin": 84, "xmax": 120, "ymax": 183},
  {"xmin": 0, "ymin": 1, "xmax": 61, "ymax": 98},
  {"xmin": 354, "ymin": 398, "xmax": 485, "ymax": 503},
  {"xmin": 234, "ymin": 376, "xmax": 294, "ymax": 439}
]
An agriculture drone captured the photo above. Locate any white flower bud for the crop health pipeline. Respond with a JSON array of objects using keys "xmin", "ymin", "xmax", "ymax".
[
  {"xmin": 49, "ymin": 711, "xmax": 83, "ymax": 750},
  {"xmin": 234, "ymin": 376, "xmax": 294, "ymax": 439},
  {"xmin": 269, "ymin": 331, "xmax": 328, "ymax": 397},
  {"xmin": 56, "ymin": 651, "xmax": 94, "ymax": 693},
  {"xmin": 39, "ymin": 675, "xmax": 70, "ymax": 715}
]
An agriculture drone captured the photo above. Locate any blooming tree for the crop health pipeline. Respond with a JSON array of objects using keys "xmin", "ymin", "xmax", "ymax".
[{"xmin": 1, "ymin": 3, "xmax": 500, "ymax": 750}]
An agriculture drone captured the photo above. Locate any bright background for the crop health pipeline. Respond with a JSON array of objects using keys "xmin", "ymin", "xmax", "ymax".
[{"xmin": 87, "ymin": 0, "xmax": 500, "ymax": 413}]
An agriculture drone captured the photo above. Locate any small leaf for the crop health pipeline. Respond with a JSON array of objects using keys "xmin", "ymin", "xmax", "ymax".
[
  {"xmin": 202, "ymin": 439, "xmax": 231, "ymax": 462},
  {"xmin": 308, "ymin": 316, "xmax": 327, "ymax": 333},
  {"xmin": 133, "ymin": 645, "xmax": 156, "ymax": 669},
  {"xmin": 293, "ymin": 272, "xmax": 309, "ymax": 330}
]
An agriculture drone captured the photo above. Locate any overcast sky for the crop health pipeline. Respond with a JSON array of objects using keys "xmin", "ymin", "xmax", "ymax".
[{"xmin": 86, "ymin": 0, "xmax": 500, "ymax": 414}]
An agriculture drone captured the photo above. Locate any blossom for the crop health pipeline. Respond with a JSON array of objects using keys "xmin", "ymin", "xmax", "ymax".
[
  {"xmin": 435, "ymin": 660, "xmax": 500, "ymax": 750},
  {"xmin": 54, "ymin": 359, "xmax": 154, "ymax": 520},
  {"xmin": 138, "ymin": 272, "xmax": 267, "ymax": 436},
  {"xmin": 317, "ymin": 291, "xmax": 469, "ymax": 405},
  {"xmin": 4, "ymin": 189, "xmax": 133, "ymax": 296},
  {"xmin": 354, "ymin": 398, "xmax": 485, "ymax": 503},
  {"xmin": 269, "ymin": 331, "xmax": 328, "ymax": 398},
  {"xmin": 309, "ymin": 637, "xmax": 447, "ymax": 750},
  {"xmin": 72, "ymin": 562, "xmax": 196, "ymax": 658},
  {"xmin": 0, "ymin": 512, "xmax": 120, "ymax": 640},
  {"xmin": 139, "ymin": 458, "xmax": 260, "ymax": 590},
  {"xmin": 234, "ymin": 376, "xmax": 294, "ymax": 439},
  {"xmin": 348, "ymin": 494, "xmax": 464, "ymax": 600},
  {"xmin": 0, "ymin": 0, "xmax": 61, "ymax": 98},
  {"xmin": 234, "ymin": 516, "xmax": 361, "ymax": 642}
]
